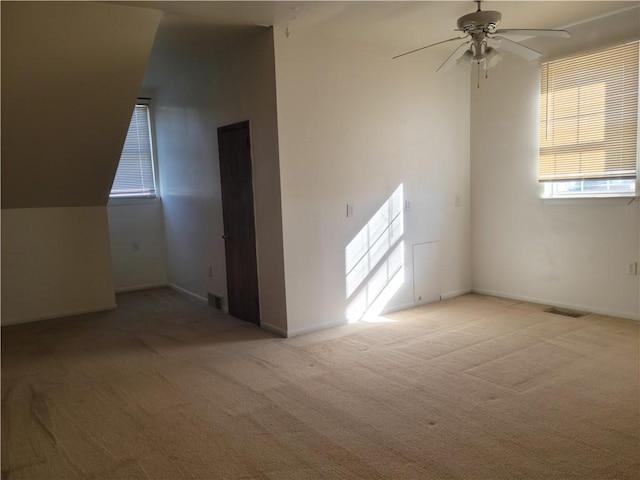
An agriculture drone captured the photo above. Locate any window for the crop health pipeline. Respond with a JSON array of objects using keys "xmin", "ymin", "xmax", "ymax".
[
  {"xmin": 539, "ymin": 41, "xmax": 639, "ymax": 198},
  {"xmin": 110, "ymin": 103, "xmax": 157, "ymax": 198}
]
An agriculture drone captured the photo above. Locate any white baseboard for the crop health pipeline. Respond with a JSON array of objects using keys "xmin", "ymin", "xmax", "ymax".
[
  {"xmin": 471, "ymin": 288, "xmax": 639, "ymax": 321},
  {"xmin": 440, "ymin": 289, "xmax": 472, "ymax": 301},
  {"xmin": 168, "ymin": 284, "xmax": 207, "ymax": 303},
  {"xmin": 380, "ymin": 290, "xmax": 472, "ymax": 315},
  {"xmin": 286, "ymin": 319, "xmax": 348, "ymax": 338},
  {"xmin": 260, "ymin": 321, "xmax": 288, "ymax": 338},
  {"xmin": 1, "ymin": 303, "xmax": 117, "ymax": 327},
  {"xmin": 380, "ymin": 301, "xmax": 418, "ymax": 315},
  {"xmin": 115, "ymin": 283, "xmax": 168, "ymax": 294}
]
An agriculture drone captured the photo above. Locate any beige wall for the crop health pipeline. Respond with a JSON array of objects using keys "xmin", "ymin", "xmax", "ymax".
[
  {"xmin": 107, "ymin": 200, "xmax": 168, "ymax": 292},
  {"xmin": 1, "ymin": 2, "xmax": 161, "ymax": 325},
  {"xmin": 471, "ymin": 9, "xmax": 640, "ymax": 320},
  {"xmin": 273, "ymin": 26, "xmax": 472, "ymax": 335},
  {"xmin": 151, "ymin": 27, "xmax": 288, "ymax": 332},
  {"xmin": 2, "ymin": 207, "xmax": 116, "ymax": 325},
  {"xmin": 106, "ymin": 89, "xmax": 168, "ymax": 293},
  {"xmin": 4, "ymin": 2, "xmax": 636, "ymax": 330}
]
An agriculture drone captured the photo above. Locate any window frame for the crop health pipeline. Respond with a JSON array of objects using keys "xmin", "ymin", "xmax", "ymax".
[
  {"xmin": 539, "ymin": 41, "xmax": 639, "ymax": 200},
  {"xmin": 109, "ymin": 99, "xmax": 160, "ymax": 202}
]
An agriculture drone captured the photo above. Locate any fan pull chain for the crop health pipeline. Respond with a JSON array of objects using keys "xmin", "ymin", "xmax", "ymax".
[{"xmin": 545, "ymin": 64, "xmax": 550, "ymax": 140}]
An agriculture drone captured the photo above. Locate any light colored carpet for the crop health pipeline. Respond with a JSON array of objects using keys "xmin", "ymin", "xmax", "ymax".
[{"xmin": 2, "ymin": 289, "xmax": 638, "ymax": 479}]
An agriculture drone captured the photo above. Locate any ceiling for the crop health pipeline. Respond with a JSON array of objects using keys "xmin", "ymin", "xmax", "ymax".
[{"xmin": 114, "ymin": 1, "xmax": 638, "ymax": 54}]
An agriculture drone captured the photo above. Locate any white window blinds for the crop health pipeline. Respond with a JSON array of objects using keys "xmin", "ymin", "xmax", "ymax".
[
  {"xmin": 539, "ymin": 41, "xmax": 639, "ymax": 182},
  {"xmin": 110, "ymin": 104, "xmax": 156, "ymax": 198}
]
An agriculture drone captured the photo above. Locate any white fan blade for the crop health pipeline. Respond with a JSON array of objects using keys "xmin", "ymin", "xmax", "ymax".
[
  {"xmin": 491, "ymin": 36, "xmax": 541, "ymax": 61},
  {"xmin": 495, "ymin": 29, "xmax": 570, "ymax": 38},
  {"xmin": 393, "ymin": 36, "xmax": 467, "ymax": 60},
  {"xmin": 437, "ymin": 41, "xmax": 473, "ymax": 72}
]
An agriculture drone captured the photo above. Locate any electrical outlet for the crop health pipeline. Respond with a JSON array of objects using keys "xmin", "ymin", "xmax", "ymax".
[
  {"xmin": 208, "ymin": 265, "xmax": 213, "ymax": 277},
  {"xmin": 207, "ymin": 293, "xmax": 223, "ymax": 310},
  {"xmin": 132, "ymin": 241, "xmax": 140, "ymax": 252},
  {"xmin": 627, "ymin": 262, "xmax": 638, "ymax": 276}
]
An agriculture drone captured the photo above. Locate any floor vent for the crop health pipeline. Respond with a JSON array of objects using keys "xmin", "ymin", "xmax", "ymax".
[
  {"xmin": 208, "ymin": 293, "xmax": 223, "ymax": 310},
  {"xmin": 545, "ymin": 307, "xmax": 585, "ymax": 318}
]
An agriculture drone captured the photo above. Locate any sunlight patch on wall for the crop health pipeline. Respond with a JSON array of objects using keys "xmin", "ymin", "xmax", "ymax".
[{"xmin": 345, "ymin": 184, "xmax": 404, "ymax": 323}]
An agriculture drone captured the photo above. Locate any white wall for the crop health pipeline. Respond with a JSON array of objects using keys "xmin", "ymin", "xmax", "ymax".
[
  {"xmin": 1, "ymin": 2, "xmax": 160, "ymax": 326},
  {"xmin": 107, "ymin": 200, "xmax": 168, "ymax": 292},
  {"xmin": 273, "ymin": 28, "xmax": 472, "ymax": 335},
  {"xmin": 106, "ymin": 86, "xmax": 168, "ymax": 294},
  {"xmin": 1, "ymin": 207, "xmax": 116, "ymax": 325},
  {"xmin": 152, "ymin": 27, "xmax": 287, "ymax": 332},
  {"xmin": 471, "ymin": 11, "xmax": 640, "ymax": 320}
]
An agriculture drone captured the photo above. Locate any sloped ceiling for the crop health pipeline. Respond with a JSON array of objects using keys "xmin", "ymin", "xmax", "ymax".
[{"xmin": 1, "ymin": 2, "xmax": 161, "ymax": 209}]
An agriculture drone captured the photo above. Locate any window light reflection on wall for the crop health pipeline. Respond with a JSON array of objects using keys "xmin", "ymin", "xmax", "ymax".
[{"xmin": 345, "ymin": 184, "xmax": 405, "ymax": 322}]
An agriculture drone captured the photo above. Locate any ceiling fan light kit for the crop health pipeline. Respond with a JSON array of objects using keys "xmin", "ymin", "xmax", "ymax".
[{"xmin": 394, "ymin": 0, "xmax": 570, "ymax": 86}]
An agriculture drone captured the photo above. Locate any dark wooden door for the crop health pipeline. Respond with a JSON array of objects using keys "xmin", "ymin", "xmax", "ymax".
[{"xmin": 217, "ymin": 121, "xmax": 260, "ymax": 324}]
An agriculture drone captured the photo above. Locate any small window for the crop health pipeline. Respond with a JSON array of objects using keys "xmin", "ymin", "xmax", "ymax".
[
  {"xmin": 110, "ymin": 104, "xmax": 157, "ymax": 198},
  {"xmin": 539, "ymin": 41, "xmax": 639, "ymax": 198}
]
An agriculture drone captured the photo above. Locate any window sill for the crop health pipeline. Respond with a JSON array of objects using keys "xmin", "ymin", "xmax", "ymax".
[
  {"xmin": 107, "ymin": 196, "xmax": 161, "ymax": 207},
  {"xmin": 541, "ymin": 195, "xmax": 636, "ymax": 206}
]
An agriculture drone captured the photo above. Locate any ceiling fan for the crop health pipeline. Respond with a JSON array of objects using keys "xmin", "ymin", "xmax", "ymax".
[{"xmin": 393, "ymin": 0, "xmax": 570, "ymax": 75}]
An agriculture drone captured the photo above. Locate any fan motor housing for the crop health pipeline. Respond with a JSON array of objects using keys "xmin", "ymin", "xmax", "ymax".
[{"xmin": 457, "ymin": 10, "xmax": 502, "ymax": 31}]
